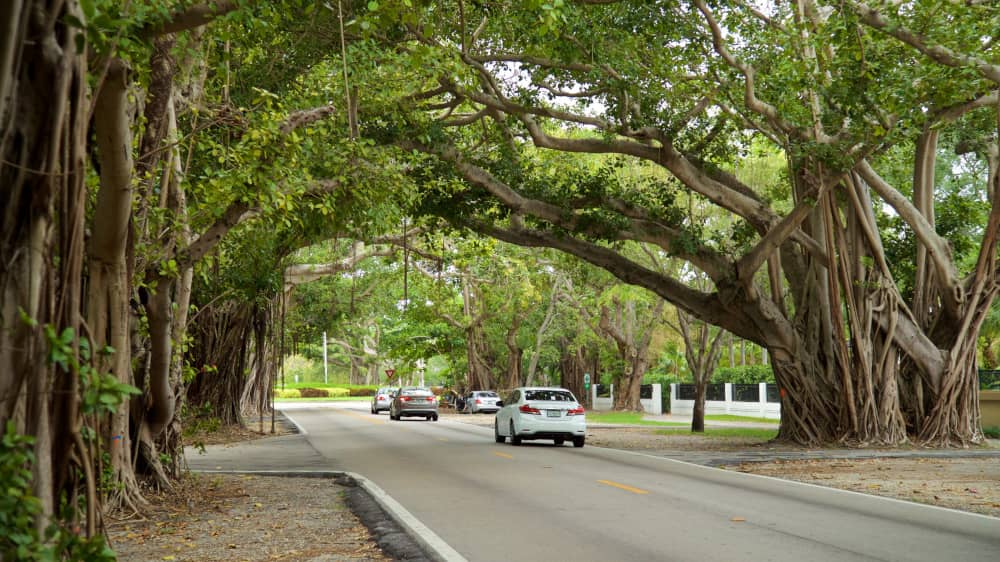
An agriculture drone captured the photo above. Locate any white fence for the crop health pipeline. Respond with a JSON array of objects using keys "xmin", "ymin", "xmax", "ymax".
[
  {"xmin": 669, "ymin": 383, "xmax": 781, "ymax": 420},
  {"xmin": 590, "ymin": 383, "xmax": 662, "ymax": 415}
]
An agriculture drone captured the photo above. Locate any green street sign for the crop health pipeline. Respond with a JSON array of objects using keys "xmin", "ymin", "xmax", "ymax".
[{"xmin": 583, "ymin": 373, "xmax": 591, "ymax": 384}]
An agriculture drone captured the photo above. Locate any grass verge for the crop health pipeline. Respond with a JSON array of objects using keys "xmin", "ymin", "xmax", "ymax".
[
  {"xmin": 705, "ymin": 414, "xmax": 779, "ymax": 424},
  {"xmin": 586, "ymin": 411, "xmax": 687, "ymax": 426},
  {"xmin": 274, "ymin": 396, "xmax": 371, "ymax": 402},
  {"xmin": 984, "ymin": 426, "xmax": 1000, "ymax": 439},
  {"xmin": 654, "ymin": 427, "xmax": 779, "ymax": 439}
]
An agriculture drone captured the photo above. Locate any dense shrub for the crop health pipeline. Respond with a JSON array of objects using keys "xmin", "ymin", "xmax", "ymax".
[
  {"xmin": 298, "ymin": 387, "xmax": 329, "ymax": 398},
  {"xmin": 711, "ymin": 364, "xmax": 775, "ymax": 384},
  {"xmin": 327, "ymin": 387, "xmax": 350, "ymax": 397},
  {"xmin": 275, "ymin": 389, "xmax": 301, "ymax": 399},
  {"xmin": 349, "ymin": 387, "xmax": 376, "ymax": 397}
]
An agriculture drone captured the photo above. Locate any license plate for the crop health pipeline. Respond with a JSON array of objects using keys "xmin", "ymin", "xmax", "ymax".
[{"xmin": 546, "ymin": 410, "xmax": 561, "ymax": 418}]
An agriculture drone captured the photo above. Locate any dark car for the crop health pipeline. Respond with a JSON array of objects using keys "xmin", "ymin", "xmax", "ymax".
[{"xmin": 389, "ymin": 386, "xmax": 439, "ymax": 421}]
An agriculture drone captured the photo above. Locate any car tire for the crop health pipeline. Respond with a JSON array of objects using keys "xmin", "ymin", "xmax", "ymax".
[
  {"xmin": 494, "ymin": 421, "xmax": 505, "ymax": 443},
  {"xmin": 572, "ymin": 436, "xmax": 585, "ymax": 448},
  {"xmin": 432, "ymin": 414, "xmax": 439, "ymax": 421},
  {"xmin": 510, "ymin": 421, "xmax": 522, "ymax": 446},
  {"xmin": 554, "ymin": 438, "xmax": 564, "ymax": 446}
]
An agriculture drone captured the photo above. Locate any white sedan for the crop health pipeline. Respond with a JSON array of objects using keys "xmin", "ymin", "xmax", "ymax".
[{"xmin": 494, "ymin": 387, "xmax": 586, "ymax": 447}]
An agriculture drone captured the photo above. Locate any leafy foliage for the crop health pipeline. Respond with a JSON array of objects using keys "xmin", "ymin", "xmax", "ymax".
[{"xmin": 0, "ymin": 423, "xmax": 116, "ymax": 561}]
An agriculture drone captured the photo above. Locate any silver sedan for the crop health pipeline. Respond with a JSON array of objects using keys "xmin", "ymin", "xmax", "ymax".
[{"xmin": 389, "ymin": 387, "xmax": 439, "ymax": 421}]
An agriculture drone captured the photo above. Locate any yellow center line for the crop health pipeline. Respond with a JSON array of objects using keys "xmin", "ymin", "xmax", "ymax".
[
  {"xmin": 597, "ymin": 479, "xmax": 649, "ymax": 495},
  {"xmin": 334, "ymin": 410, "xmax": 387, "ymax": 425},
  {"xmin": 493, "ymin": 452, "xmax": 514, "ymax": 459}
]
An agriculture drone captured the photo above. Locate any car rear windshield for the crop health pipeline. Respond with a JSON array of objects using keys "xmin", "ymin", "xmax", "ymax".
[
  {"xmin": 525, "ymin": 390, "xmax": 574, "ymax": 402},
  {"xmin": 476, "ymin": 391, "xmax": 498, "ymax": 397},
  {"xmin": 401, "ymin": 388, "xmax": 432, "ymax": 396}
]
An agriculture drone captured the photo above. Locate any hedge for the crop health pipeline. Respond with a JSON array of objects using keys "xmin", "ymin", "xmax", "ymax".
[
  {"xmin": 711, "ymin": 364, "xmax": 775, "ymax": 384},
  {"xmin": 275, "ymin": 389, "xmax": 301, "ymax": 399}
]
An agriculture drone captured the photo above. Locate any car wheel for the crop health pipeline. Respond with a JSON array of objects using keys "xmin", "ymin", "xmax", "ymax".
[
  {"xmin": 572, "ymin": 436, "xmax": 585, "ymax": 448},
  {"xmin": 510, "ymin": 421, "xmax": 522, "ymax": 446},
  {"xmin": 432, "ymin": 414, "xmax": 439, "ymax": 421},
  {"xmin": 494, "ymin": 421, "xmax": 505, "ymax": 443},
  {"xmin": 554, "ymin": 438, "xmax": 564, "ymax": 446}
]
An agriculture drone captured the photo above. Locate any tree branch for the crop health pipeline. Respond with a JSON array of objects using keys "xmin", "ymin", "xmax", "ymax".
[
  {"xmin": 142, "ymin": 1, "xmax": 239, "ymax": 37},
  {"xmin": 848, "ymin": 1, "xmax": 1000, "ymax": 85}
]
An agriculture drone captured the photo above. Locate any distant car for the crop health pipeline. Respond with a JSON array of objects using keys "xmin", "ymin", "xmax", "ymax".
[
  {"xmin": 495, "ymin": 387, "xmax": 586, "ymax": 447},
  {"xmin": 371, "ymin": 387, "xmax": 396, "ymax": 414},
  {"xmin": 389, "ymin": 386, "xmax": 439, "ymax": 421},
  {"xmin": 463, "ymin": 390, "xmax": 501, "ymax": 414}
]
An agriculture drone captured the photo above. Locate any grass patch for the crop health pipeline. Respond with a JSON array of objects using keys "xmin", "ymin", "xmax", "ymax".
[
  {"xmin": 654, "ymin": 427, "xmax": 779, "ymax": 439},
  {"xmin": 984, "ymin": 426, "xmax": 1000, "ymax": 439},
  {"xmin": 275, "ymin": 382, "xmax": 377, "ymax": 391},
  {"xmin": 273, "ymin": 396, "xmax": 371, "ymax": 402},
  {"xmin": 705, "ymin": 414, "xmax": 778, "ymax": 424},
  {"xmin": 586, "ymin": 411, "xmax": 687, "ymax": 427}
]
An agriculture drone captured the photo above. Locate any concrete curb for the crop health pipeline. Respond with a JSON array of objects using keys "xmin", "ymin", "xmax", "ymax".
[{"xmin": 191, "ymin": 469, "xmax": 466, "ymax": 562}]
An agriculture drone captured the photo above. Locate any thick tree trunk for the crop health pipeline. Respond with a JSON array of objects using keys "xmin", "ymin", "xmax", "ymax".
[
  {"xmin": 1, "ymin": 0, "xmax": 95, "ymax": 531},
  {"xmin": 691, "ymin": 381, "xmax": 706, "ymax": 433},
  {"xmin": 557, "ymin": 340, "xmax": 590, "ymax": 405},
  {"xmin": 503, "ymin": 313, "xmax": 525, "ymax": 389},
  {"xmin": 186, "ymin": 302, "xmax": 252, "ymax": 425}
]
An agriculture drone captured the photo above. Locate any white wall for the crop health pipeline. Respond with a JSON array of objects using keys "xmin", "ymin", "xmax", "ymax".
[
  {"xmin": 590, "ymin": 384, "xmax": 661, "ymax": 415},
  {"xmin": 670, "ymin": 383, "xmax": 781, "ymax": 420}
]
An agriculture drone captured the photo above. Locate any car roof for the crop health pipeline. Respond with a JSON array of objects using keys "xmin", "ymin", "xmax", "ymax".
[{"xmin": 514, "ymin": 386, "xmax": 570, "ymax": 391}]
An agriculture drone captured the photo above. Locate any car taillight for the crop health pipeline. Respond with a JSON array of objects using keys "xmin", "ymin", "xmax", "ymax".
[
  {"xmin": 377, "ymin": 395, "xmax": 386, "ymax": 400},
  {"xmin": 475, "ymin": 399, "xmax": 482, "ymax": 404},
  {"xmin": 519, "ymin": 404, "xmax": 541, "ymax": 415},
  {"xmin": 401, "ymin": 396, "xmax": 411, "ymax": 402},
  {"xmin": 567, "ymin": 407, "xmax": 585, "ymax": 416}
]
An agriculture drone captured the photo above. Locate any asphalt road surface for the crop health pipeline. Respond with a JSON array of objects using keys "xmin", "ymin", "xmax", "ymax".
[{"xmin": 231, "ymin": 403, "xmax": 1000, "ymax": 561}]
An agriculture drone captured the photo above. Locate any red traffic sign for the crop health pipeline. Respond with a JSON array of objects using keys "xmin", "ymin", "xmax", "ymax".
[{"xmin": 385, "ymin": 369, "xmax": 396, "ymax": 379}]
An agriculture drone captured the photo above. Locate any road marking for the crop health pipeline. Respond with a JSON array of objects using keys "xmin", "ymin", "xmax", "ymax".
[
  {"xmin": 334, "ymin": 410, "xmax": 387, "ymax": 425},
  {"xmin": 493, "ymin": 452, "xmax": 514, "ymax": 459},
  {"xmin": 597, "ymin": 479, "xmax": 649, "ymax": 495},
  {"xmin": 438, "ymin": 438, "xmax": 448, "ymax": 442}
]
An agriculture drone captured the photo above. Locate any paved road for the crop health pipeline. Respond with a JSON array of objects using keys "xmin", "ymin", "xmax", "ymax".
[{"xmin": 190, "ymin": 402, "xmax": 1000, "ymax": 561}]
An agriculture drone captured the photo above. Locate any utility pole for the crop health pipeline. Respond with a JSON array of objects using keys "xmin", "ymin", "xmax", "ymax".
[{"xmin": 323, "ymin": 331, "xmax": 328, "ymax": 384}]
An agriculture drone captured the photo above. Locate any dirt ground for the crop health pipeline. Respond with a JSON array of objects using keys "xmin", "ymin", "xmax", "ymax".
[
  {"xmin": 727, "ymin": 456, "xmax": 1000, "ymax": 517},
  {"xmin": 108, "ymin": 413, "xmax": 1000, "ymax": 561}
]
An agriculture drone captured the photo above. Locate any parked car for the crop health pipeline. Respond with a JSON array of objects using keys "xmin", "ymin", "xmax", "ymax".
[
  {"xmin": 463, "ymin": 390, "xmax": 501, "ymax": 414},
  {"xmin": 494, "ymin": 387, "xmax": 586, "ymax": 447},
  {"xmin": 371, "ymin": 387, "xmax": 396, "ymax": 414},
  {"xmin": 389, "ymin": 386, "xmax": 439, "ymax": 421}
]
